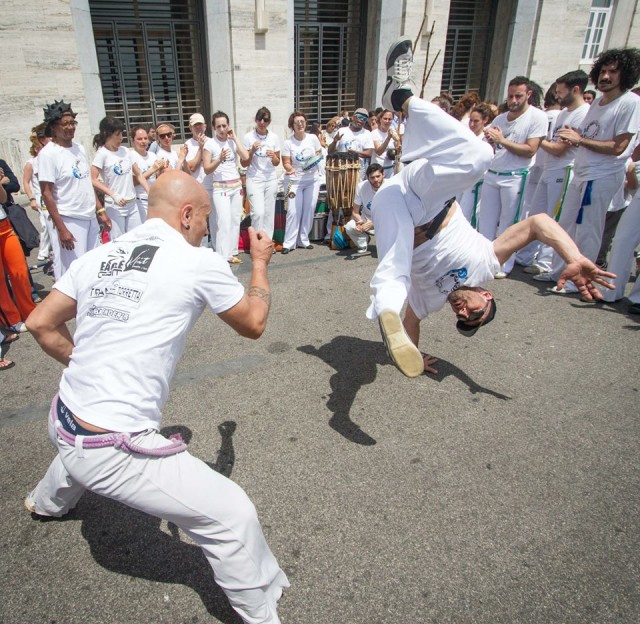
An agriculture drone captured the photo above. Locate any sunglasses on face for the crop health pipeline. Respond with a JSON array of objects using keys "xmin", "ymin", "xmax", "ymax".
[
  {"xmin": 158, "ymin": 132, "xmax": 174, "ymax": 139},
  {"xmin": 258, "ymin": 116, "xmax": 271, "ymax": 123},
  {"xmin": 455, "ymin": 300, "xmax": 489, "ymax": 323},
  {"xmin": 354, "ymin": 114, "xmax": 368, "ymax": 122}
]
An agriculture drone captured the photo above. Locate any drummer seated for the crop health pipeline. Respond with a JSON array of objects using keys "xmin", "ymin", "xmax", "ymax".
[{"xmin": 345, "ymin": 163, "xmax": 386, "ymax": 254}]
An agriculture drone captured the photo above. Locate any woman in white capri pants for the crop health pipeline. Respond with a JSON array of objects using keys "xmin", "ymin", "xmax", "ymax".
[{"xmin": 242, "ymin": 107, "xmax": 281, "ymax": 240}]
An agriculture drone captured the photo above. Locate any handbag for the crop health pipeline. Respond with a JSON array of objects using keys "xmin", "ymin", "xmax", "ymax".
[{"xmin": 5, "ymin": 202, "xmax": 40, "ymax": 254}]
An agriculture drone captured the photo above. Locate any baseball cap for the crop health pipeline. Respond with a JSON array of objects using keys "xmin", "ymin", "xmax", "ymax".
[
  {"xmin": 456, "ymin": 299, "xmax": 497, "ymax": 337},
  {"xmin": 189, "ymin": 113, "xmax": 206, "ymax": 126},
  {"xmin": 354, "ymin": 107, "xmax": 369, "ymax": 118}
]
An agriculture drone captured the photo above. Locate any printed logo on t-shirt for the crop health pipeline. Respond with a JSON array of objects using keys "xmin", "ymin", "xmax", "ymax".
[
  {"xmin": 435, "ymin": 267, "xmax": 468, "ymax": 295},
  {"xmin": 87, "ymin": 305, "xmax": 130, "ymax": 322},
  {"xmin": 581, "ymin": 120, "xmax": 600, "ymax": 139},
  {"xmin": 114, "ymin": 159, "xmax": 132, "ymax": 176},
  {"xmin": 124, "ymin": 244, "xmax": 159, "ymax": 273},
  {"xmin": 72, "ymin": 159, "xmax": 90, "ymax": 180},
  {"xmin": 294, "ymin": 147, "xmax": 315, "ymax": 163},
  {"xmin": 90, "ymin": 280, "xmax": 144, "ymax": 303}
]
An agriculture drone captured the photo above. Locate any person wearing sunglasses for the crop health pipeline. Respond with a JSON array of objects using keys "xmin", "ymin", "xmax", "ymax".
[
  {"xmin": 154, "ymin": 123, "xmax": 188, "ymax": 175},
  {"xmin": 328, "ymin": 107, "xmax": 375, "ymax": 179},
  {"xmin": 38, "ymin": 100, "xmax": 108, "ymax": 278},
  {"xmin": 369, "ymin": 39, "xmax": 615, "ymax": 378},
  {"xmin": 241, "ymin": 107, "xmax": 281, "ymax": 240}
]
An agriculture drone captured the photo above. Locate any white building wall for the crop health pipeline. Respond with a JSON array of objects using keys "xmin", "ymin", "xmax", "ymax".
[{"xmin": 0, "ymin": 0, "xmax": 97, "ymax": 178}]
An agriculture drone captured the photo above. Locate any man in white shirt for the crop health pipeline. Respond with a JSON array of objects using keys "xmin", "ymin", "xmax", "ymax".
[
  {"xmin": 24, "ymin": 171, "xmax": 288, "ymax": 624},
  {"xmin": 345, "ymin": 163, "xmax": 386, "ymax": 253},
  {"xmin": 478, "ymin": 76, "xmax": 549, "ymax": 277},
  {"xmin": 535, "ymin": 47, "xmax": 640, "ymax": 293},
  {"xmin": 328, "ymin": 107, "xmax": 374, "ymax": 179},
  {"xmin": 372, "ymin": 38, "xmax": 615, "ymax": 378},
  {"xmin": 520, "ymin": 70, "xmax": 591, "ymax": 275}
]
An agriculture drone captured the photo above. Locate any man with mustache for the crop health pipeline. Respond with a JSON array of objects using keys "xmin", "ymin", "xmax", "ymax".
[{"xmin": 535, "ymin": 47, "xmax": 640, "ymax": 293}]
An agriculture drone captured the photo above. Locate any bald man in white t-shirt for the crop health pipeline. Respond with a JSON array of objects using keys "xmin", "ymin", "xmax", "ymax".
[{"xmin": 24, "ymin": 172, "xmax": 288, "ymax": 624}]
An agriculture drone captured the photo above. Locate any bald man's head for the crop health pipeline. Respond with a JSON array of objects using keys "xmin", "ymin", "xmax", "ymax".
[{"xmin": 147, "ymin": 171, "xmax": 211, "ymax": 246}]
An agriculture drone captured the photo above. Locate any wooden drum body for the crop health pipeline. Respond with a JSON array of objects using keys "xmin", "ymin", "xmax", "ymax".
[{"xmin": 326, "ymin": 151, "xmax": 360, "ymax": 224}]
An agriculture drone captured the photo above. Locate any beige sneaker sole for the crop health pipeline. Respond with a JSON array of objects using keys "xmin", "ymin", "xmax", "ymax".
[{"xmin": 378, "ymin": 310, "xmax": 424, "ymax": 378}]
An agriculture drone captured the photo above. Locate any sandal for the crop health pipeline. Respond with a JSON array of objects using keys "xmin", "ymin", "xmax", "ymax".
[
  {"xmin": 0, "ymin": 358, "xmax": 16, "ymax": 371},
  {"xmin": 1, "ymin": 332, "xmax": 19, "ymax": 346},
  {"xmin": 228, "ymin": 257, "xmax": 243, "ymax": 264}
]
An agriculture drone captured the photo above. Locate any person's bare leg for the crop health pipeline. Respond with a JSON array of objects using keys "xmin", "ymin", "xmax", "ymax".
[{"xmin": 403, "ymin": 304, "xmax": 438, "ymax": 374}]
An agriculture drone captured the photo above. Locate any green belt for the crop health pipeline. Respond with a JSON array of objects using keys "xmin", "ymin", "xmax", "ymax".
[{"xmin": 488, "ymin": 168, "xmax": 529, "ymax": 177}]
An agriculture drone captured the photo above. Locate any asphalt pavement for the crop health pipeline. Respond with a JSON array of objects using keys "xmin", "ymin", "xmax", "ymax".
[{"xmin": 1, "ymin": 232, "xmax": 639, "ymax": 624}]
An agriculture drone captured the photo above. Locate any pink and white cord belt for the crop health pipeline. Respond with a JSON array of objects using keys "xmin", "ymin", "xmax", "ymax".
[{"xmin": 50, "ymin": 394, "xmax": 187, "ymax": 457}]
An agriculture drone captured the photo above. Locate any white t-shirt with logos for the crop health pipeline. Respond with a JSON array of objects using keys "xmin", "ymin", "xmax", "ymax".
[
  {"xmin": 92, "ymin": 146, "xmax": 136, "ymax": 210},
  {"xmin": 488, "ymin": 106, "xmax": 548, "ymax": 172},
  {"xmin": 282, "ymin": 133, "xmax": 322, "ymax": 181},
  {"xmin": 243, "ymin": 130, "xmax": 281, "ymax": 181},
  {"xmin": 335, "ymin": 126, "xmax": 374, "ymax": 154},
  {"xmin": 354, "ymin": 178, "xmax": 387, "ymax": 220},
  {"xmin": 55, "ymin": 218, "xmax": 245, "ymax": 432},
  {"xmin": 408, "ymin": 207, "xmax": 500, "ymax": 319},
  {"xmin": 129, "ymin": 149, "xmax": 158, "ymax": 200},
  {"xmin": 204, "ymin": 137, "xmax": 240, "ymax": 182},
  {"xmin": 185, "ymin": 137, "xmax": 213, "ymax": 191},
  {"xmin": 573, "ymin": 91, "xmax": 640, "ymax": 181},
  {"xmin": 542, "ymin": 103, "xmax": 591, "ymax": 178},
  {"xmin": 37, "ymin": 141, "xmax": 96, "ymax": 220}
]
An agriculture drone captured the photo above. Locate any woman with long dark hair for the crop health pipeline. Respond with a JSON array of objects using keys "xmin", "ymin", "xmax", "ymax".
[{"xmin": 91, "ymin": 117, "xmax": 148, "ymax": 238}]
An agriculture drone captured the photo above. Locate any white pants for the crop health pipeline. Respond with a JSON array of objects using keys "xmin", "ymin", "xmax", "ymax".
[
  {"xmin": 135, "ymin": 195, "xmax": 148, "ymax": 223},
  {"xmin": 602, "ymin": 193, "xmax": 640, "ymax": 302},
  {"xmin": 58, "ymin": 215, "xmax": 100, "ymax": 278},
  {"xmin": 212, "ymin": 182, "xmax": 243, "ymax": 261},
  {"xmin": 37, "ymin": 207, "xmax": 51, "ymax": 259},
  {"xmin": 344, "ymin": 219, "xmax": 372, "ymax": 250},
  {"xmin": 106, "ymin": 199, "xmax": 142, "ymax": 240},
  {"xmin": 31, "ymin": 405, "xmax": 289, "ymax": 624},
  {"xmin": 283, "ymin": 176, "xmax": 319, "ymax": 250},
  {"xmin": 247, "ymin": 177, "xmax": 278, "ymax": 240},
  {"xmin": 368, "ymin": 97, "xmax": 493, "ymax": 319},
  {"xmin": 517, "ymin": 166, "xmax": 573, "ymax": 270},
  {"xmin": 549, "ymin": 172, "xmax": 625, "ymax": 284},
  {"xmin": 477, "ymin": 171, "xmax": 528, "ymax": 274},
  {"xmin": 457, "ymin": 180, "xmax": 482, "ymax": 225}
]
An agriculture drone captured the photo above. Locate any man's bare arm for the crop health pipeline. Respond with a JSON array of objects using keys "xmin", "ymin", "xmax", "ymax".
[
  {"xmin": 493, "ymin": 214, "xmax": 615, "ymax": 299},
  {"xmin": 25, "ymin": 290, "xmax": 77, "ymax": 365},
  {"xmin": 558, "ymin": 128, "xmax": 634, "ymax": 156},
  {"xmin": 218, "ymin": 227, "xmax": 273, "ymax": 339}
]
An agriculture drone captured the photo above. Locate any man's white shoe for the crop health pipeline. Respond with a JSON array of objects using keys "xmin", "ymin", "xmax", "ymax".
[
  {"xmin": 9, "ymin": 322, "xmax": 28, "ymax": 333},
  {"xmin": 523, "ymin": 264, "xmax": 545, "ymax": 275},
  {"xmin": 381, "ymin": 38, "xmax": 416, "ymax": 112},
  {"xmin": 532, "ymin": 273, "xmax": 554, "ymax": 282},
  {"xmin": 494, "ymin": 271, "xmax": 507, "ymax": 279},
  {"xmin": 378, "ymin": 310, "xmax": 424, "ymax": 378}
]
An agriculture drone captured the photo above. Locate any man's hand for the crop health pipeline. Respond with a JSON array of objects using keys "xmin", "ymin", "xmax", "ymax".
[
  {"xmin": 248, "ymin": 226, "xmax": 274, "ymax": 265},
  {"xmin": 57, "ymin": 225, "xmax": 76, "ymax": 250},
  {"xmin": 557, "ymin": 256, "xmax": 616, "ymax": 300},
  {"xmin": 422, "ymin": 353, "xmax": 438, "ymax": 374},
  {"xmin": 484, "ymin": 126, "xmax": 504, "ymax": 145},
  {"xmin": 197, "ymin": 134, "xmax": 207, "ymax": 148},
  {"xmin": 558, "ymin": 127, "xmax": 582, "ymax": 146}
]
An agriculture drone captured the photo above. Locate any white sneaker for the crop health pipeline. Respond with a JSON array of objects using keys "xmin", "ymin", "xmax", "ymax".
[
  {"xmin": 9, "ymin": 322, "xmax": 28, "ymax": 333},
  {"xmin": 381, "ymin": 38, "xmax": 416, "ymax": 112},
  {"xmin": 494, "ymin": 271, "xmax": 507, "ymax": 279},
  {"xmin": 523, "ymin": 264, "xmax": 545, "ymax": 275},
  {"xmin": 532, "ymin": 273, "xmax": 554, "ymax": 282},
  {"xmin": 378, "ymin": 310, "xmax": 424, "ymax": 378},
  {"xmin": 357, "ymin": 248, "xmax": 368, "ymax": 254},
  {"xmin": 550, "ymin": 285, "xmax": 568, "ymax": 294}
]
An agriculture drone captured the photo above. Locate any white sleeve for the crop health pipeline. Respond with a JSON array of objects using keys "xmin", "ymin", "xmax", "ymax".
[
  {"xmin": 194, "ymin": 251, "xmax": 245, "ymax": 314},
  {"xmin": 37, "ymin": 148, "xmax": 57, "ymax": 184},
  {"xmin": 281, "ymin": 140, "xmax": 291, "ymax": 158},
  {"xmin": 354, "ymin": 180, "xmax": 365, "ymax": 207},
  {"xmin": 614, "ymin": 97, "xmax": 640, "ymax": 137},
  {"xmin": 92, "ymin": 147, "xmax": 106, "ymax": 169}
]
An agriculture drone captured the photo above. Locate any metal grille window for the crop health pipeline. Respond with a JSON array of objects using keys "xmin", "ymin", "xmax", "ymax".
[
  {"xmin": 581, "ymin": 0, "xmax": 613, "ymax": 63},
  {"xmin": 441, "ymin": 0, "xmax": 496, "ymax": 100},
  {"xmin": 294, "ymin": 0, "xmax": 365, "ymax": 125},
  {"xmin": 89, "ymin": 0, "xmax": 208, "ymax": 142}
]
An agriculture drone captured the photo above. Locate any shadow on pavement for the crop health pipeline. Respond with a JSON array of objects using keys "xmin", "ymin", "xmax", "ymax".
[
  {"xmin": 299, "ymin": 336, "xmax": 387, "ymax": 446},
  {"xmin": 299, "ymin": 337, "xmax": 511, "ymax": 447}
]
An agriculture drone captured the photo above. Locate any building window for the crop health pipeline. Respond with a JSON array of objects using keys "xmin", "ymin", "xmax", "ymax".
[
  {"xmin": 89, "ymin": 0, "xmax": 208, "ymax": 142},
  {"xmin": 581, "ymin": 0, "xmax": 613, "ymax": 63},
  {"xmin": 294, "ymin": 0, "xmax": 365, "ymax": 124},
  {"xmin": 441, "ymin": 0, "xmax": 497, "ymax": 100}
]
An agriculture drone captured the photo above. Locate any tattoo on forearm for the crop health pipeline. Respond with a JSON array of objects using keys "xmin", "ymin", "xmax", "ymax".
[{"xmin": 248, "ymin": 286, "xmax": 271, "ymax": 309}]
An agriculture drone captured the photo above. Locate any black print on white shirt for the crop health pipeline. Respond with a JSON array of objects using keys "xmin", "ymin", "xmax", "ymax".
[
  {"xmin": 124, "ymin": 244, "xmax": 159, "ymax": 273},
  {"xmin": 87, "ymin": 305, "xmax": 130, "ymax": 322},
  {"xmin": 581, "ymin": 120, "xmax": 600, "ymax": 139}
]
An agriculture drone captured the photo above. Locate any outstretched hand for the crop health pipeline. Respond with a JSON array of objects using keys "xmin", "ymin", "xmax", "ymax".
[
  {"xmin": 422, "ymin": 353, "xmax": 438, "ymax": 375},
  {"xmin": 557, "ymin": 256, "xmax": 616, "ymax": 300}
]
